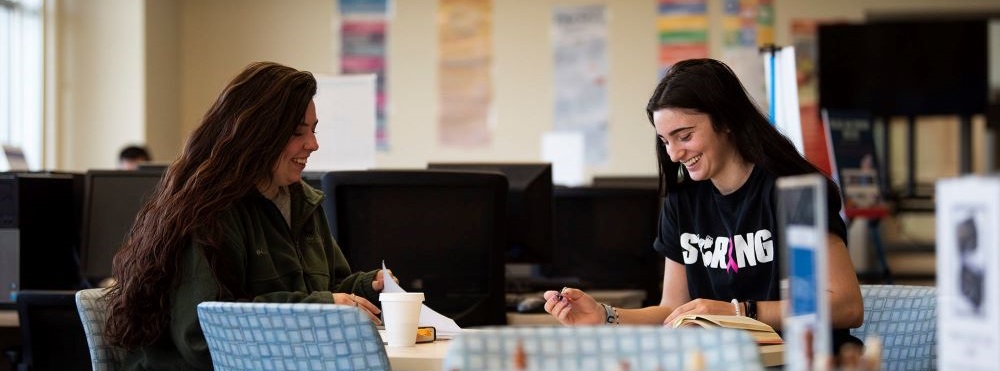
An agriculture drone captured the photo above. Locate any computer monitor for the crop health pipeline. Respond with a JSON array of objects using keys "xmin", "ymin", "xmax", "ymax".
[
  {"xmin": 136, "ymin": 163, "xmax": 169, "ymax": 173},
  {"xmin": 427, "ymin": 163, "xmax": 554, "ymax": 264},
  {"xmin": 591, "ymin": 175, "xmax": 660, "ymax": 190},
  {"xmin": 322, "ymin": 170, "xmax": 508, "ymax": 326},
  {"xmin": 81, "ymin": 170, "xmax": 164, "ymax": 284},
  {"xmin": 543, "ymin": 186, "xmax": 664, "ymax": 306}
]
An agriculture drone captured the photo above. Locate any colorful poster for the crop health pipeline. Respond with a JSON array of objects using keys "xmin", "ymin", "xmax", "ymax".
[
  {"xmin": 791, "ymin": 19, "xmax": 833, "ymax": 176},
  {"xmin": 721, "ymin": 0, "xmax": 773, "ymax": 110},
  {"xmin": 338, "ymin": 0, "xmax": 391, "ymax": 150},
  {"xmin": 723, "ymin": 0, "xmax": 773, "ymax": 48},
  {"xmin": 656, "ymin": 0, "xmax": 708, "ymax": 74},
  {"xmin": 438, "ymin": 0, "xmax": 493, "ymax": 147},
  {"xmin": 552, "ymin": 5, "xmax": 609, "ymax": 165}
]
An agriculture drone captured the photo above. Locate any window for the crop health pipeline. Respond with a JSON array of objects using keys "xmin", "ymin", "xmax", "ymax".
[{"xmin": 1, "ymin": 0, "xmax": 43, "ymax": 170}]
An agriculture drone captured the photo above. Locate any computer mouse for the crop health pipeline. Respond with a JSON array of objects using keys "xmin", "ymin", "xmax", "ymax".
[{"xmin": 516, "ymin": 297, "xmax": 547, "ymax": 313}]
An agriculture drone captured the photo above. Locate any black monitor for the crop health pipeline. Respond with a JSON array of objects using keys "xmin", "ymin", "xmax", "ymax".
[
  {"xmin": 427, "ymin": 163, "xmax": 553, "ymax": 264},
  {"xmin": 81, "ymin": 170, "xmax": 164, "ymax": 284},
  {"xmin": 543, "ymin": 186, "xmax": 664, "ymax": 306},
  {"xmin": 818, "ymin": 19, "xmax": 988, "ymax": 116},
  {"xmin": 136, "ymin": 163, "xmax": 169, "ymax": 173},
  {"xmin": 591, "ymin": 175, "xmax": 660, "ymax": 190},
  {"xmin": 321, "ymin": 170, "xmax": 508, "ymax": 326}
]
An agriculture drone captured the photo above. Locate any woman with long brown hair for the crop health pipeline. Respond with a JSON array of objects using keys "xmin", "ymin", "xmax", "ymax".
[{"xmin": 104, "ymin": 61, "xmax": 389, "ymax": 370}]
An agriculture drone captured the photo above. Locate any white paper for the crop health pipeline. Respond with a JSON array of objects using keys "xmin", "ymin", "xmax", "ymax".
[
  {"xmin": 307, "ymin": 74, "xmax": 377, "ymax": 171},
  {"xmin": 937, "ymin": 176, "xmax": 1000, "ymax": 369},
  {"xmin": 380, "ymin": 261, "xmax": 463, "ymax": 337},
  {"xmin": 541, "ymin": 131, "xmax": 586, "ymax": 187}
]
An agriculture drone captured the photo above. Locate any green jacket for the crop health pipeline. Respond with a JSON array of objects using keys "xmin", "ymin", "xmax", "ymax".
[{"xmin": 121, "ymin": 182, "xmax": 378, "ymax": 371}]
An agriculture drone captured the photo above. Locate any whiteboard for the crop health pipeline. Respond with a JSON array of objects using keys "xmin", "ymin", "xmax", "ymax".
[{"xmin": 306, "ymin": 74, "xmax": 377, "ymax": 171}]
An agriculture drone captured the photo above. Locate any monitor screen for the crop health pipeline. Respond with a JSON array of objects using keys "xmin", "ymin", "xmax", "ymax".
[
  {"xmin": 543, "ymin": 186, "xmax": 664, "ymax": 306},
  {"xmin": 81, "ymin": 170, "xmax": 164, "ymax": 283},
  {"xmin": 322, "ymin": 170, "xmax": 507, "ymax": 326},
  {"xmin": 819, "ymin": 19, "xmax": 988, "ymax": 116},
  {"xmin": 427, "ymin": 163, "xmax": 554, "ymax": 264},
  {"xmin": 591, "ymin": 175, "xmax": 660, "ymax": 190}
]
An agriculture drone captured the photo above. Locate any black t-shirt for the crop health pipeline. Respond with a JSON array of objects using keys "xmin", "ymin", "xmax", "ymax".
[{"xmin": 653, "ymin": 166, "xmax": 848, "ymax": 303}]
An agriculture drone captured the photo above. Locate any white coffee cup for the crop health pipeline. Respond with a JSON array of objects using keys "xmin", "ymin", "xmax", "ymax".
[{"xmin": 378, "ymin": 292, "xmax": 425, "ymax": 347}]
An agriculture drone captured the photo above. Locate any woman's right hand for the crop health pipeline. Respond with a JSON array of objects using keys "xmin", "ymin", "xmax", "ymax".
[
  {"xmin": 334, "ymin": 293, "xmax": 382, "ymax": 325},
  {"xmin": 542, "ymin": 287, "xmax": 603, "ymax": 325}
]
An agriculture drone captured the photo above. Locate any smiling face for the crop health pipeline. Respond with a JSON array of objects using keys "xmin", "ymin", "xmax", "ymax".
[
  {"xmin": 271, "ymin": 100, "xmax": 319, "ymax": 187},
  {"xmin": 654, "ymin": 107, "xmax": 749, "ymax": 193}
]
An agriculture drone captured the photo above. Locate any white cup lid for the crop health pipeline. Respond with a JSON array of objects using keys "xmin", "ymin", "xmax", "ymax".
[{"xmin": 379, "ymin": 292, "xmax": 425, "ymax": 302}]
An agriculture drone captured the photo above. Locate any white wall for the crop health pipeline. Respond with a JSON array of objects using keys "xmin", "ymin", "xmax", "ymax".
[
  {"xmin": 179, "ymin": 0, "xmax": 337, "ymax": 138},
  {"xmin": 54, "ymin": 0, "xmax": 144, "ymax": 171},
  {"xmin": 144, "ymin": 0, "xmax": 182, "ymax": 163}
]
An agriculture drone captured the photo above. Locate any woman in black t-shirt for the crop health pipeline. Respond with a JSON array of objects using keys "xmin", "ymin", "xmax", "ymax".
[{"xmin": 543, "ymin": 59, "xmax": 863, "ymax": 352}]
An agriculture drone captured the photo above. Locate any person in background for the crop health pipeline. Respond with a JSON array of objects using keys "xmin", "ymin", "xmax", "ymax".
[
  {"xmin": 544, "ymin": 59, "xmax": 864, "ymax": 353},
  {"xmin": 103, "ymin": 62, "xmax": 392, "ymax": 370},
  {"xmin": 118, "ymin": 145, "xmax": 151, "ymax": 170}
]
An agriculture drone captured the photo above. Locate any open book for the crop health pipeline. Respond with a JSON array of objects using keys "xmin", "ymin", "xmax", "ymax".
[{"xmin": 672, "ymin": 314, "xmax": 783, "ymax": 345}]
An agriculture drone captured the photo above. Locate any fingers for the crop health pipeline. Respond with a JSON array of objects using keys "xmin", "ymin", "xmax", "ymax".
[
  {"xmin": 345, "ymin": 293, "xmax": 383, "ymax": 326},
  {"xmin": 372, "ymin": 270, "xmax": 400, "ymax": 292},
  {"xmin": 664, "ymin": 299, "xmax": 730, "ymax": 327},
  {"xmin": 352, "ymin": 294, "xmax": 381, "ymax": 315},
  {"xmin": 664, "ymin": 307, "xmax": 682, "ymax": 327},
  {"xmin": 664, "ymin": 300, "xmax": 697, "ymax": 326},
  {"xmin": 358, "ymin": 305, "xmax": 382, "ymax": 325},
  {"xmin": 542, "ymin": 290, "xmax": 559, "ymax": 301},
  {"xmin": 545, "ymin": 287, "xmax": 584, "ymax": 325}
]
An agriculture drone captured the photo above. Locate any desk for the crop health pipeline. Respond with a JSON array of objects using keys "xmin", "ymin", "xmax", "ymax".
[
  {"xmin": 384, "ymin": 338, "xmax": 453, "ymax": 371},
  {"xmin": 383, "ymin": 329, "xmax": 784, "ymax": 370},
  {"xmin": 0, "ymin": 310, "xmax": 16, "ymax": 327}
]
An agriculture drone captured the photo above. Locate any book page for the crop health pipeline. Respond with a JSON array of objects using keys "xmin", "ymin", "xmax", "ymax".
[
  {"xmin": 672, "ymin": 314, "xmax": 773, "ymax": 332},
  {"xmin": 672, "ymin": 314, "xmax": 784, "ymax": 344}
]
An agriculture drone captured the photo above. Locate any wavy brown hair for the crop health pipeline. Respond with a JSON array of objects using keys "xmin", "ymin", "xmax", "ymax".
[{"xmin": 104, "ymin": 62, "xmax": 317, "ymax": 349}]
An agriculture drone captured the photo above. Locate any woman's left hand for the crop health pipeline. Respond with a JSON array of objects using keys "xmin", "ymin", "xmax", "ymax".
[
  {"xmin": 663, "ymin": 298, "xmax": 736, "ymax": 327},
  {"xmin": 372, "ymin": 269, "xmax": 399, "ymax": 292}
]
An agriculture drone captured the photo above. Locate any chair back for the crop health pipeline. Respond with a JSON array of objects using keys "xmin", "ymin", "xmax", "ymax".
[
  {"xmin": 75, "ymin": 288, "xmax": 125, "ymax": 371},
  {"xmin": 16, "ymin": 290, "xmax": 92, "ymax": 370},
  {"xmin": 850, "ymin": 284, "xmax": 937, "ymax": 370},
  {"xmin": 197, "ymin": 301, "xmax": 390, "ymax": 371},
  {"xmin": 442, "ymin": 326, "xmax": 763, "ymax": 371}
]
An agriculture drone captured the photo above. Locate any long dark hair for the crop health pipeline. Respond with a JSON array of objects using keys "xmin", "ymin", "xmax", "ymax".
[
  {"xmin": 105, "ymin": 62, "xmax": 317, "ymax": 349},
  {"xmin": 646, "ymin": 58, "xmax": 836, "ymax": 197}
]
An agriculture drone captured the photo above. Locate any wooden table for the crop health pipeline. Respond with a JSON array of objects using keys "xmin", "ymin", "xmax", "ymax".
[{"xmin": 0, "ymin": 310, "xmax": 16, "ymax": 328}]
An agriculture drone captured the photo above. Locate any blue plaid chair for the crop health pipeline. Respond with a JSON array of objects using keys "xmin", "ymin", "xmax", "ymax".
[
  {"xmin": 75, "ymin": 288, "xmax": 125, "ymax": 371},
  {"xmin": 197, "ymin": 302, "xmax": 390, "ymax": 371},
  {"xmin": 442, "ymin": 326, "xmax": 763, "ymax": 371},
  {"xmin": 850, "ymin": 284, "xmax": 937, "ymax": 371}
]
